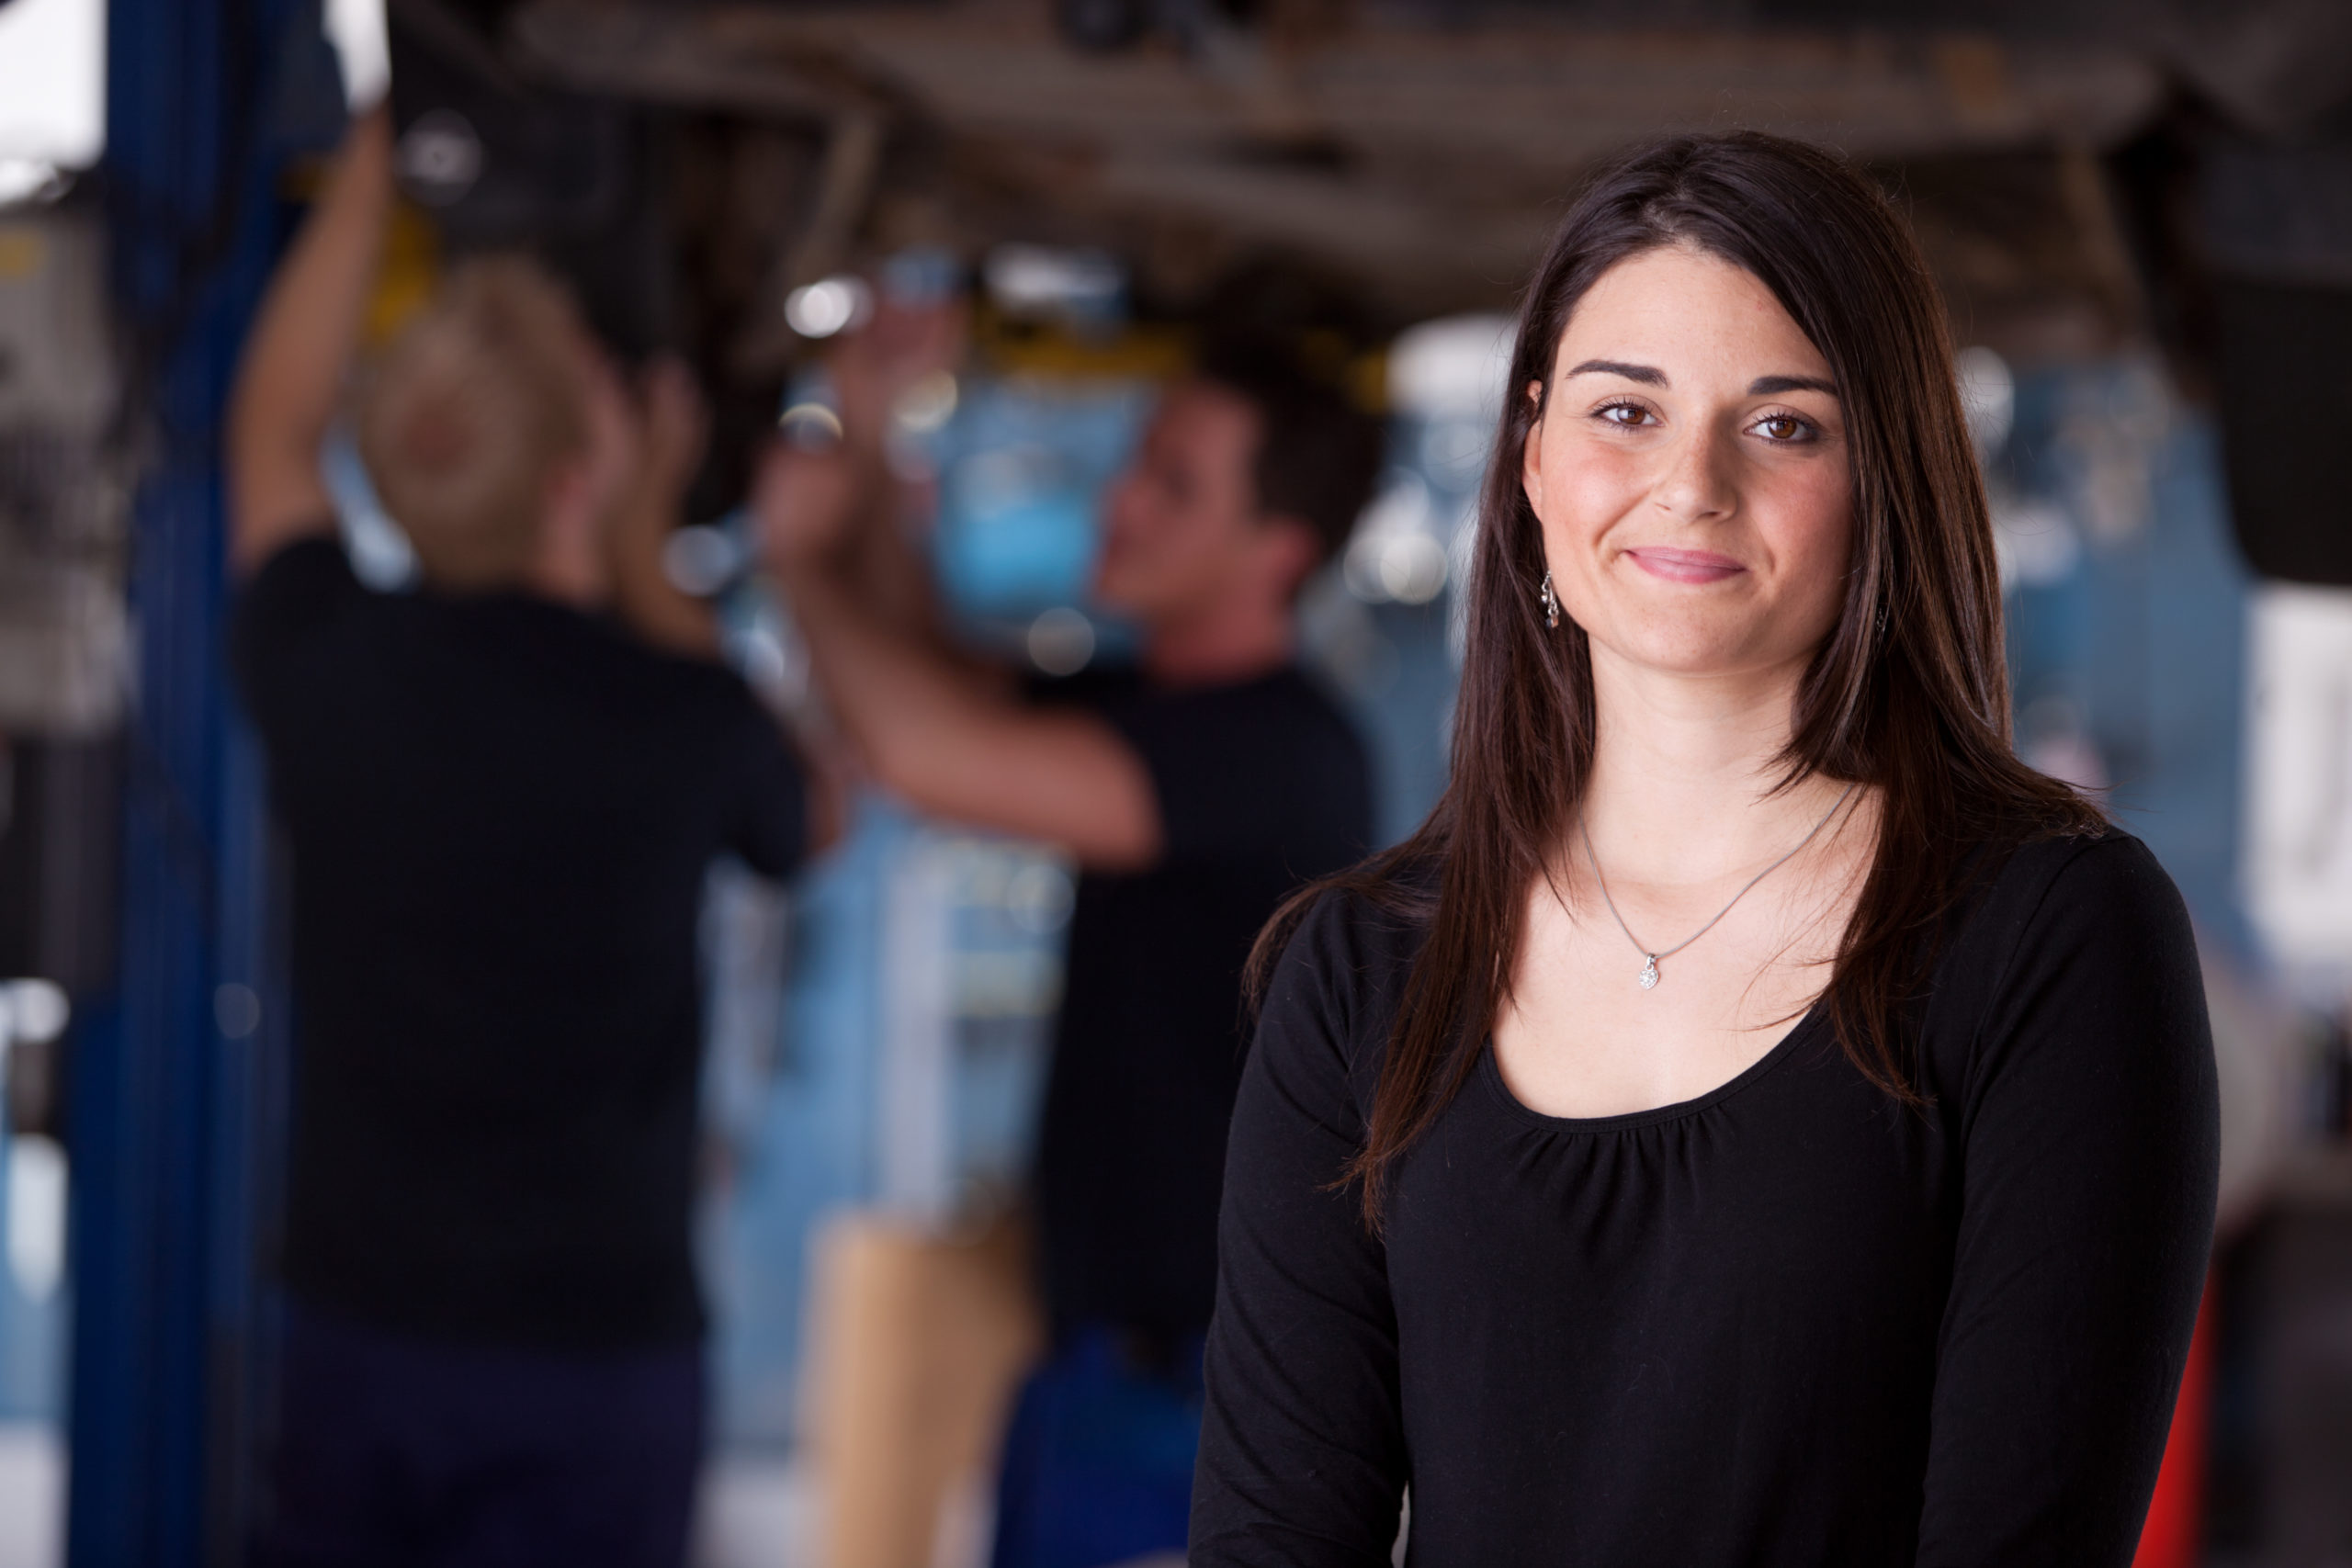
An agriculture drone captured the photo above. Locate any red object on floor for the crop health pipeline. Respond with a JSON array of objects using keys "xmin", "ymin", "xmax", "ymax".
[{"xmin": 2132, "ymin": 1280, "xmax": 2217, "ymax": 1568}]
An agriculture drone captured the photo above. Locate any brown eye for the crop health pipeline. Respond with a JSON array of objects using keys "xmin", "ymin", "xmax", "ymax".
[
  {"xmin": 1599, "ymin": 402, "xmax": 1653, "ymax": 427},
  {"xmin": 1755, "ymin": 414, "xmax": 1811, "ymax": 443}
]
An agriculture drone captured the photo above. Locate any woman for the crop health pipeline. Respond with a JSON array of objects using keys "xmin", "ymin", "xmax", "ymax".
[{"xmin": 1189, "ymin": 133, "xmax": 2218, "ymax": 1566}]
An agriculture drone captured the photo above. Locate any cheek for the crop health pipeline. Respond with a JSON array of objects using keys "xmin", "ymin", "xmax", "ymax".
[
  {"xmin": 1756, "ymin": 463, "xmax": 1855, "ymax": 576},
  {"xmin": 1114, "ymin": 502, "xmax": 1175, "ymax": 567},
  {"xmin": 1531, "ymin": 426, "xmax": 1647, "ymax": 544},
  {"xmin": 1754, "ymin": 467, "xmax": 1857, "ymax": 637}
]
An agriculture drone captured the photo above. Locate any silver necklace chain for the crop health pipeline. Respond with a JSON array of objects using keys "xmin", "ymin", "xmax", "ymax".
[{"xmin": 1578, "ymin": 782, "xmax": 1860, "ymax": 990}]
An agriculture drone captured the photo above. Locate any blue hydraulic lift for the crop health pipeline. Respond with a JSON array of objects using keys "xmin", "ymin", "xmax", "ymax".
[{"xmin": 67, "ymin": 0, "xmax": 342, "ymax": 1559}]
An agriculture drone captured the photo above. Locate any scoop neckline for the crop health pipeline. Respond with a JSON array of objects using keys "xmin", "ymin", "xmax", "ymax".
[{"xmin": 1476, "ymin": 1002, "xmax": 1827, "ymax": 1134}]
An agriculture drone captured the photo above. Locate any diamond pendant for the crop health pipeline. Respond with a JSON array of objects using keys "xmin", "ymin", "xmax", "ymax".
[{"xmin": 1639, "ymin": 954, "xmax": 1659, "ymax": 990}]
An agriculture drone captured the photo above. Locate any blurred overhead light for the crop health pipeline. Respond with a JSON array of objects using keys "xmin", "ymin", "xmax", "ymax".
[
  {"xmin": 1026, "ymin": 606, "xmax": 1096, "ymax": 676},
  {"xmin": 785, "ymin": 276, "xmax": 873, "ymax": 340},
  {"xmin": 777, "ymin": 401, "xmax": 844, "ymax": 448},
  {"xmin": 1344, "ymin": 476, "xmax": 1450, "ymax": 606},
  {"xmin": 735, "ymin": 618, "xmax": 797, "ymax": 698},
  {"xmin": 7, "ymin": 1134, "xmax": 63, "ymax": 1303},
  {"xmin": 0, "ymin": 159, "xmax": 63, "ymax": 205},
  {"xmin": 663, "ymin": 525, "xmax": 746, "ymax": 598},
  {"xmin": 1375, "ymin": 534, "xmax": 1448, "ymax": 605},
  {"xmin": 1387, "ymin": 314, "xmax": 1513, "ymax": 424},
  {"xmin": 0, "ymin": 0, "xmax": 104, "ymax": 179},
  {"xmin": 214, "ymin": 983, "xmax": 262, "ymax": 1040},
  {"xmin": 325, "ymin": 0, "xmax": 390, "ymax": 108},
  {"xmin": 1990, "ymin": 495, "xmax": 2079, "ymax": 591},
  {"xmin": 396, "ymin": 108, "xmax": 483, "ymax": 207},
  {"xmin": 893, "ymin": 370, "xmax": 959, "ymax": 435},
  {"xmin": 1957, "ymin": 345, "xmax": 2015, "ymax": 458},
  {"xmin": 984, "ymin": 244, "xmax": 1124, "ymax": 321},
  {"xmin": 0, "ymin": 978, "xmax": 69, "ymax": 1045}
]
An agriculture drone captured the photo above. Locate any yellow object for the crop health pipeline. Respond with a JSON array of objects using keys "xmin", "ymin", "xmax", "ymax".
[
  {"xmin": 365, "ymin": 200, "xmax": 440, "ymax": 348},
  {"xmin": 801, "ymin": 1212, "xmax": 1046, "ymax": 1568},
  {"xmin": 974, "ymin": 304, "xmax": 1193, "ymax": 381},
  {"xmin": 0, "ymin": 229, "xmax": 45, "ymax": 282}
]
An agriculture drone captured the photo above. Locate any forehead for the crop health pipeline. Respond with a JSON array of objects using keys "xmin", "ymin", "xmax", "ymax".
[
  {"xmin": 1553, "ymin": 243, "xmax": 1829, "ymax": 382},
  {"xmin": 1147, "ymin": 379, "xmax": 1261, "ymax": 464}
]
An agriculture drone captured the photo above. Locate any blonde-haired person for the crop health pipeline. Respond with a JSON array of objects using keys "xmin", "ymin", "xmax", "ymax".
[
  {"xmin": 228, "ymin": 108, "xmax": 820, "ymax": 1568},
  {"xmin": 353, "ymin": 254, "xmax": 610, "ymax": 589}
]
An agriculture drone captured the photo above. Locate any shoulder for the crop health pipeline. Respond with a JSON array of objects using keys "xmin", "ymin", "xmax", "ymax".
[
  {"xmin": 1023, "ymin": 663, "xmax": 1144, "ymax": 713},
  {"xmin": 656, "ymin": 641, "xmax": 768, "ymax": 709},
  {"xmin": 229, "ymin": 536, "xmax": 375, "ymax": 708},
  {"xmin": 1928, "ymin": 826, "xmax": 2208, "ymax": 1087},
  {"xmin": 1260, "ymin": 855, "xmax": 1437, "ymax": 1058},
  {"xmin": 1961, "ymin": 828, "xmax": 2191, "ymax": 979},
  {"xmin": 1245, "ymin": 873, "xmax": 1426, "ymax": 1123},
  {"xmin": 1246, "ymin": 670, "xmax": 1371, "ymax": 814},
  {"xmin": 232, "ymin": 536, "xmax": 364, "ymax": 630},
  {"xmin": 571, "ymin": 614, "xmax": 756, "ymax": 703},
  {"xmin": 628, "ymin": 640, "xmax": 788, "ymax": 750},
  {"xmin": 1253, "ymin": 667, "xmax": 1367, "ymax": 754},
  {"xmin": 1096, "ymin": 664, "xmax": 1360, "ymax": 751},
  {"xmin": 244, "ymin": 533, "xmax": 357, "ymax": 590}
]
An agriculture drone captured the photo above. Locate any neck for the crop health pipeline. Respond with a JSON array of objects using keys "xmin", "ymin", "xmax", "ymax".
[
  {"xmin": 1579, "ymin": 643, "xmax": 1847, "ymax": 881},
  {"xmin": 1140, "ymin": 592, "xmax": 1294, "ymax": 688}
]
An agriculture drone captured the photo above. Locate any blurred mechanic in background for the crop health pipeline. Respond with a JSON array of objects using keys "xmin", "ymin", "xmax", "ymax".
[
  {"xmin": 226, "ymin": 107, "xmax": 823, "ymax": 1568},
  {"xmin": 759, "ymin": 304, "xmax": 1381, "ymax": 1568}
]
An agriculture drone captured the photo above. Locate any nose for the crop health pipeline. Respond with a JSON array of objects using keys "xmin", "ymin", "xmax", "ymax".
[{"xmin": 1651, "ymin": 419, "xmax": 1738, "ymax": 526}]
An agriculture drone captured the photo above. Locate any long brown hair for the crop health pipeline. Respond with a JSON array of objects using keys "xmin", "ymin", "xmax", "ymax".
[{"xmin": 1256, "ymin": 131, "xmax": 2104, "ymax": 1225}]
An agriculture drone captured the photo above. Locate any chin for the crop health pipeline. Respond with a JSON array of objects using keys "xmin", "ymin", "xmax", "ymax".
[{"xmin": 1607, "ymin": 621, "xmax": 1792, "ymax": 679}]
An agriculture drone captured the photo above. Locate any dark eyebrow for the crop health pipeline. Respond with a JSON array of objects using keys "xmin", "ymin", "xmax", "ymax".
[
  {"xmin": 1566, "ymin": 362, "xmax": 1838, "ymax": 398},
  {"xmin": 1566, "ymin": 359, "xmax": 1666, "ymax": 386},
  {"xmin": 1748, "ymin": 374, "xmax": 1839, "ymax": 397}
]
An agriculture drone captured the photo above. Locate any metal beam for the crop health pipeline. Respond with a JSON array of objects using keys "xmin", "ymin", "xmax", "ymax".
[{"xmin": 70, "ymin": 0, "xmax": 327, "ymax": 1560}]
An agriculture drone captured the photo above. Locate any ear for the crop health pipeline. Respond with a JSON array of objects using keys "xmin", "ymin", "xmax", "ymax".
[
  {"xmin": 537, "ymin": 453, "xmax": 608, "ymax": 566},
  {"xmin": 540, "ymin": 454, "xmax": 592, "ymax": 534},
  {"xmin": 1520, "ymin": 379, "xmax": 1549, "ymax": 512}
]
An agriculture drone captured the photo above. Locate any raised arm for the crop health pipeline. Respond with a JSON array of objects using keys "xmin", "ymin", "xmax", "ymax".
[
  {"xmin": 1191, "ymin": 892, "xmax": 1408, "ymax": 1566},
  {"xmin": 1915, "ymin": 836, "xmax": 2219, "ymax": 1566},
  {"xmin": 755, "ymin": 444, "xmax": 1162, "ymax": 872},
  {"xmin": 605, "ymin": 357, "xmax": 722, "ymax": 660},
  {"xmin": 829, "ymin": 293, "xmax": 969, "ymax": 649},
  {"xmin": 226, "ymin": 107, "xmax": 393, "ymax": 577}
]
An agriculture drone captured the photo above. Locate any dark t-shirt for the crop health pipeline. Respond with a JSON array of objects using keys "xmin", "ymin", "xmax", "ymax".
[
  {"xmin": 230, "ymin": 538, "xmax": 806, "ymax": 1349},
  {"xmin": 1034, "ymin": 663, "xmax": 1372, "ymax": 1343},
  {"xmin": 1192, "ymin": 830, "xmax": 2221, "ymax": 1566}
]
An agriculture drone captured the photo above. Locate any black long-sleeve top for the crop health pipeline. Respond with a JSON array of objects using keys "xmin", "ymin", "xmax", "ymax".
[{"xmin": 1192, "ymin": 829, "xmax": 2219, "ymax": 1566}]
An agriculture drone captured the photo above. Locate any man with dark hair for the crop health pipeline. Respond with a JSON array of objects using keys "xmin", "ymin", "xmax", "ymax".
[
  {"xmin": 758, "ymin": 316, "xmax": 1381, "ymax": 1567},
  {"xmin": 226, "ymin": 111, "xmax": 820, "ymax": 1566}
]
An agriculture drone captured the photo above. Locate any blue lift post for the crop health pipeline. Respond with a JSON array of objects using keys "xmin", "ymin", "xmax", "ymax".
[{"xmin": 70, "ymin": 0, "xmax": 337, "ymax": 1560}]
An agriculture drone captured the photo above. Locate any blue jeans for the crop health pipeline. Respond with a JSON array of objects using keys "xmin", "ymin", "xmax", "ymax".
[
  {"xmin": 256, "ymin": 1303, "xmax": 704, "ymax": 1568},
  {"xmin": 990, "ymin": 1327, "xmax": 1206, "ymax": 1568}
]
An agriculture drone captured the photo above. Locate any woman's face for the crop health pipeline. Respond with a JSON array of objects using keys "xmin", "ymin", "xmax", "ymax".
[{"xmin": 1521, "ymin": 243, "xmax": 1854, "ymax": 686}]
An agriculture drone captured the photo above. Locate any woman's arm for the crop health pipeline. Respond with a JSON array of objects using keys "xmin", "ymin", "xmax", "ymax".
[
  {"xmin": 1191, "ymin": 894, "xmax": 1408, "ymax": 1568},
  {"xmin": 1915, "ymin": 835, "xmax": 2220, "ymax": 1566}
]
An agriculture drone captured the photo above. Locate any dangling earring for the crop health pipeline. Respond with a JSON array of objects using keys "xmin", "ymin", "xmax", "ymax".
[
  {"xmin": 1874, "ymin": 600, "xmax": 1890, "ymax": 642},
  {"xmin": 1539, "ymin": 570, "xmax": 1561, "ymax": 629}
]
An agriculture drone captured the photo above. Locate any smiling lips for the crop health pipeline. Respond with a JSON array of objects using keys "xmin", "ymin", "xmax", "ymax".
[{"xmin": 1623, "ymin": 547, "xmax": 1747, "ymax": 583}]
